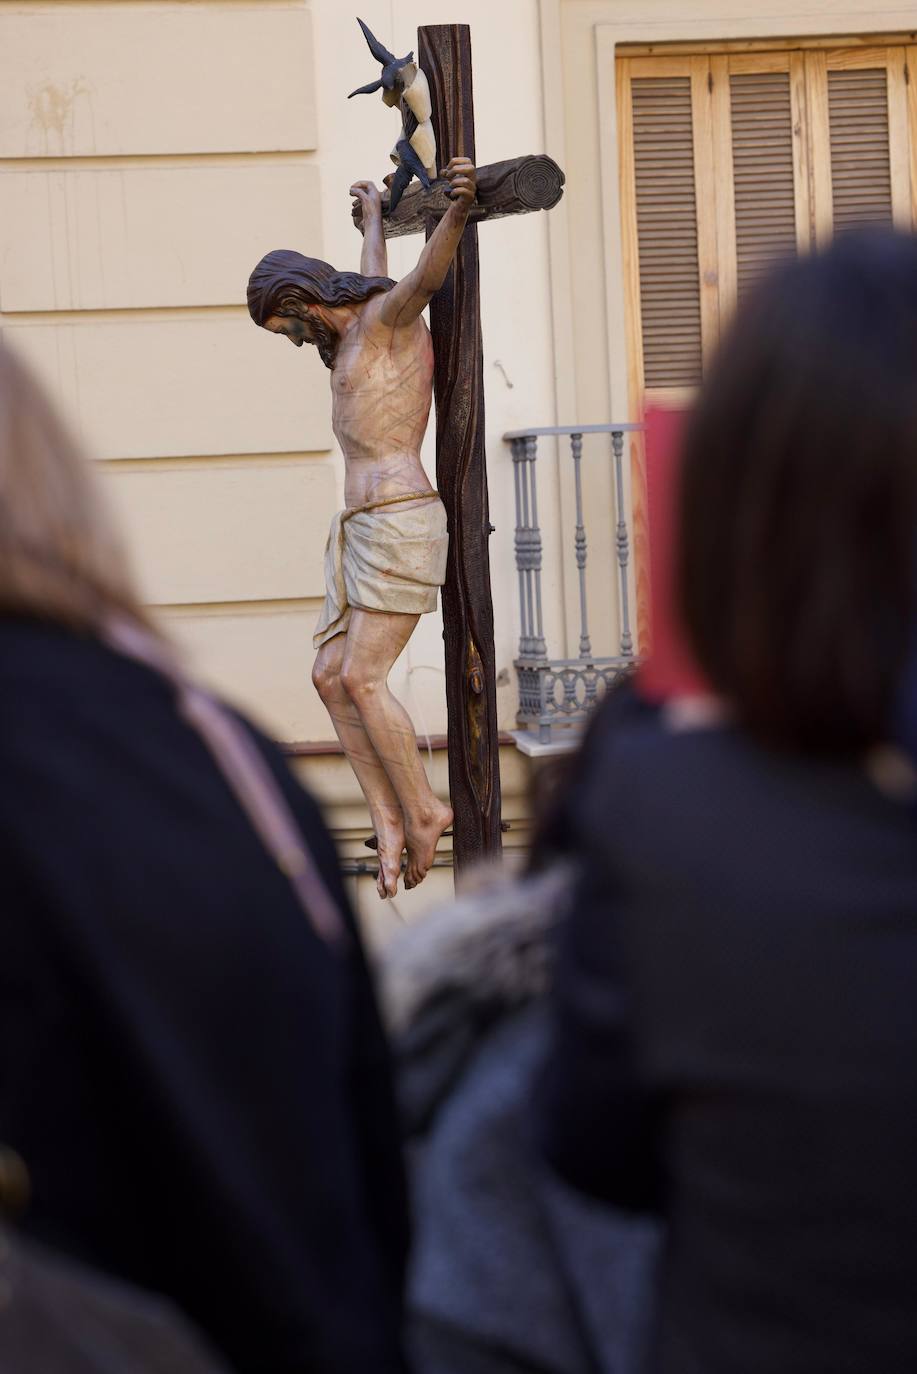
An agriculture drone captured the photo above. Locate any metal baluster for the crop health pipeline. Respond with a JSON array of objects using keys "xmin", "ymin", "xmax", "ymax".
[
  {"xmin": 612, "ymin": 429, "xmax": 634, "ymax": 657},
  {"xmin": 525, "ymin": 435, "xmax": 547, "ymax": 659},
  {"xmin": 570, "ymin": 433, "xmax": 592, "ymax": 659},
  {"xmin": 511, "ymin": 439, "xmax": 531, "ymax": 658},
  {"xmin": 519, "ymin": 438, "xmax": 536, "ymax": 660}
]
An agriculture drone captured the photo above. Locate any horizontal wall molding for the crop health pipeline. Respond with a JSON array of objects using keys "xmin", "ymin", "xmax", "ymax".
[
  {"xmin": 2, "ymin": 305, "xmax": 257, "ymax": 324},
  {"xmin": 0, "ymin": 4, "xmax": 306, "ymax": 9},
  {"xmin": 155, "ymin": 596, "xmax": 326, "ymax": 618},
  {"xmin": 96, "ymin": 452, "xmax": 333, "ymax": 472},
  {"xmin": 282, "ymin": 733, "xmax": 517, "ymax": 758},
  {"xmin": 0, "ymin": 152, "xmax": 318, "ymax": 172}
]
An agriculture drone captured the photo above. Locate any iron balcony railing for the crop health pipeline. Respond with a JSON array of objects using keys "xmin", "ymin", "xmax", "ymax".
[{"xmin": 504, "ymin": 423, "xmax": 644, "ymax": 746}]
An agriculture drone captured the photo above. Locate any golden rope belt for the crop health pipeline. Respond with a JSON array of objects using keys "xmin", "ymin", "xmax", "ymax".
[{"xmin": 341, "ymin": 489, "xmax": 440, "ymax": 523}]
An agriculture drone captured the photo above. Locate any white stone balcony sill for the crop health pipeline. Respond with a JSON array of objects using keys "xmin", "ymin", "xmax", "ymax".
[{"xmin": 510, "ymin": 728, "xmax": 583, "ymax": 759}]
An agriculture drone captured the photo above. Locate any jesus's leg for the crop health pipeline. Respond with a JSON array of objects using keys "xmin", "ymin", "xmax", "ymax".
[
  {"xmin": 340, "ymin": 608, "xmax": 453, "ymax": 891},
  {"xmin": 312, "ymin": 635, "xmax": 406, "ymax": 900}
]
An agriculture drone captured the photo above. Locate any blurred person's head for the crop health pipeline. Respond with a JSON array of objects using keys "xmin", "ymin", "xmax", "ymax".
[
  {"xmin": 0, "ymin": 343, "xmax": 151, "ymax": 636},
  {"xmin": 678, "ymin": 230, "xmax": 917, "ymax": 756}
]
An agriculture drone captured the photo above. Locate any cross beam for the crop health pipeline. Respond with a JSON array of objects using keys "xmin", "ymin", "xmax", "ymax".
[
  {"xmin": 353, "ymin": 24, "xmax": 565, "ymax": 875},
  {"xmin": 351, "ymin": 153, "xmax": 566, "ymax": 238}
]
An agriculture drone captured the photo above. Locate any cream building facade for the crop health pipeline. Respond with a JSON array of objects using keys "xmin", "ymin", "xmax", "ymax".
[{"xmin": 2, "ymin": 0, "xmax": 915, "ymax": 931}]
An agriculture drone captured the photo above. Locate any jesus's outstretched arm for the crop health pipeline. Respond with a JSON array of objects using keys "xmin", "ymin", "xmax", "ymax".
[
  {"xmin": 378, "ymin": 158, "xmax": 477, "ymax": 329},
  {"xmin": 352, "ymin": 181, "xmax": 389, "ymax": 279}
]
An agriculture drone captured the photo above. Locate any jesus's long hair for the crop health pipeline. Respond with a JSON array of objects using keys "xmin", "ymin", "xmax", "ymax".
[{"xmin": 247, "ymin": 250, "xmax": 395, "ymax": 368}]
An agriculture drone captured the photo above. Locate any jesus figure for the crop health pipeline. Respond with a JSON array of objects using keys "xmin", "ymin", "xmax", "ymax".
[{"xmin": 247, "ymin": 158, "xmax": 477, "ymax": 899}]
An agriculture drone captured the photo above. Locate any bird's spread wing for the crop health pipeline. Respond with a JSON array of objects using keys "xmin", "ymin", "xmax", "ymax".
[
  {"xmin": 348, "ymin": 78, "xmax": 384, "ymax": 99},
  {"xmin": 357, "ymin": 17, "xmax": 397, "ymax": 68}
]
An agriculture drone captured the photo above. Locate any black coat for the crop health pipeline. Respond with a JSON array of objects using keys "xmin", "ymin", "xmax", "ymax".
[
  {"xmin": 538, "ymin": 689, "xmax": 917, "ymax": 1374},
  {"xmin": 0, "ymin": 619, "xmax": 409, "ymax": 1374}
]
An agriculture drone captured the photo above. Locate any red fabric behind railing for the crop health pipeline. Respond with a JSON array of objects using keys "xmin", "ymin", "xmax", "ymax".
[{"xmin": 637, "ymin": 405, "xmax": 710, "ymax": 701}]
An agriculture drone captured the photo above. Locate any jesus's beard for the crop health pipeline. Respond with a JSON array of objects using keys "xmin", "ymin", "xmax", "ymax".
[{"xmin": 309, "ymin": 317, "xmax": 338, "ymax": 370}]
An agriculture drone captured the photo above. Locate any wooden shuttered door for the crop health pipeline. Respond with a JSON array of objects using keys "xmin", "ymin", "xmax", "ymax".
[{"xmin": 618, "ymin": 43, "xmax": 916, "ymax": 412}]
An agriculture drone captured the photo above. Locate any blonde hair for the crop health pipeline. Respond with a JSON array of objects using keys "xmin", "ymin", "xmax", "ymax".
[{"xmin": 0, "ymin": 342, "xmax": 153, "ymax": 635}]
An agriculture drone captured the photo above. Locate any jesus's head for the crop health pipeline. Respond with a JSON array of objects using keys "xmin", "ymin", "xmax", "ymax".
[{"xmin": 247, "ymin": 250, "xmax": 395, "ymax": 369}]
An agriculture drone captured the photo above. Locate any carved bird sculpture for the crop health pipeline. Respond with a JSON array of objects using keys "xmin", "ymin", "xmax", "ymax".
[
  {"xmin": 348, "ymin": 16, "xmax": 438, "ymax": 216},
  {"xmin": 348, "ymin": 17, "xmax": 413, "ymax": 97}
]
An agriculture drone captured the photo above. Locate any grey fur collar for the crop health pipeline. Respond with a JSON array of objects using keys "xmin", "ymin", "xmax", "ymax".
[{"xmin": 379, "ymin": 865, "xmax": 574, "ymax": 1036}]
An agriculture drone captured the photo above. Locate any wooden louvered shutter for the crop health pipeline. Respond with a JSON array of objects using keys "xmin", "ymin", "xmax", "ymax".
[
  {"xmin": 807, "ymin": 48, "xmax": 912, "ymax": 238},
  {"xmin": 702, "ymin": 53, "xmax": 811, "ymax": 330},
  {"xmin": 829, "ymin": 67, "xmax": 894, "ymax": 230},
  {"xmin": 618, "ymin": 57, "xmax": 719, "ymax": 407},
  {"xmin": 630, "ymin": 72, "xmax": 702, "ymax": 390},
  {"xmin": 727, "ymin": 56, "xmax": 810, "ymax": 302}
]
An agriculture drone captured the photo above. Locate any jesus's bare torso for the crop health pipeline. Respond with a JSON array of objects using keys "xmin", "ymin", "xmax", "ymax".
[{"xmin": 332, "ymin": 297, "xmax": 435, "ymax": 510}]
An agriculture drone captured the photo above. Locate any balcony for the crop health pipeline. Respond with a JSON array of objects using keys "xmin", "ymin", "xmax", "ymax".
[{"xmin": 504, "ymin": 423, "xmax": 644, "ymax": 752}]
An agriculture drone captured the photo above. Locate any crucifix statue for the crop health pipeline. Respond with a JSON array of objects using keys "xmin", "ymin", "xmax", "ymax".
[{"xmin": 248, "ymin": 22, "xmax": 564, "ymax": 900}]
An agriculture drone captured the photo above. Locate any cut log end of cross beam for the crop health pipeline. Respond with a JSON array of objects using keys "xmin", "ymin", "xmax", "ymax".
[{"xmin": 351, "ymin": 153, "xmax": 566, "ymax": 239}]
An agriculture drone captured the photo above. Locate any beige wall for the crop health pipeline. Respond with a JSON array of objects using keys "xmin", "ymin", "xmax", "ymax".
[
  {"xmin": 0, "ymin": 0, "xmax": 559, "ymax": 922},
  {"xmin": 0, "ymin": 1, "xmax": 333, "ymax": 741}
]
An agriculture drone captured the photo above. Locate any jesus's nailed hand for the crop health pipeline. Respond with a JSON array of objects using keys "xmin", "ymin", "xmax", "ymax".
[
  {"xmin": 443, "ymin": 157, "xmax": 477, "ymax": 209},
  {"xmin": 350, "ymin": 181, "xmax": 382, "ymax": 221}
]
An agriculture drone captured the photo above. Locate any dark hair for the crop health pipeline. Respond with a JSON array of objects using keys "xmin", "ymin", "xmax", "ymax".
[
  {"xmin": 0, "ymin": 342, "xmax": 155, "ymax": 638},
  {"xmin": 247, "ymin": 251, "xmax": 394, "ymax": 325},
  {"xmin": 678, "ymin": 230, "xmax": 917, "ymax": 755}
]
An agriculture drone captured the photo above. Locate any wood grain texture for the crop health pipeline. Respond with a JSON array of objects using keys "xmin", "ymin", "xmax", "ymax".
[
  {"xmin": 617, "ymin": 59, "xmax": 645, "ymax": 409},
  {"xmin": 352, "ymin": 154, "xmax": 565, "ymax": 239},
  {"xmin": 710, "ymin": 55, "xmax": 737, "ymax": 324},
  {"xmin": 909, "ymin": 47, "xmax": 917, "ymax": 230},
  {"xmin": 619, "ymin": 35, "xmax": 917, "ymax": 59},
  {"xmin": 418, "ymin": 24, "xmax": 502, "ymax": 872},
  {"xmin": 616, "ymin": 59, "xmax": 651, "ymax": 655},
  {"xmin": 885, "ymin": 49, "xmax": 912, "ymax": 229},
  {"xmin": 805, "ymin": 52, "xmax": 834, "ymax": 247},
  {"xmin": 825, "ymin": 46, "xmax": 899, "ymax": 71},
  {"xmin": 790, "ymin": 51, "xmax": 814, "ymax": 251},
  {"xmin": 692, "ymin": 59, "xmax": 721, "ymax": 366}
]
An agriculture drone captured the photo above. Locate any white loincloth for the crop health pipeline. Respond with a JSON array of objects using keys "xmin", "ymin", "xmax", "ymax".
[{"xmin": 313, "ymin": 493, "xmax": 449, "ymax": 649}]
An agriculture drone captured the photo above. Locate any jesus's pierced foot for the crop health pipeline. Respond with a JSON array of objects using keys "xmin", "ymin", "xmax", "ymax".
[
  {"xmin": 404, "ymin": 800, "xmax": 454, "ymax": 890},
  {"xmin": 373, "ymin": 810, "xmax": 406, "ymax": 900}
]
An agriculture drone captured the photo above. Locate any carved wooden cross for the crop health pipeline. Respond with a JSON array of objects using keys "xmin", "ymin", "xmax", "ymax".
[{"xmin": 353, "ymin": 24, "xmax": 565, "ymax": 874}]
